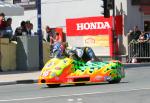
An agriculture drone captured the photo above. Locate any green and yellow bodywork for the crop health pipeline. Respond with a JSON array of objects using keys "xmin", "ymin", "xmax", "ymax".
[{"xmin": 38, "ymin": 58, "xmax": 125, "ymax": 86}]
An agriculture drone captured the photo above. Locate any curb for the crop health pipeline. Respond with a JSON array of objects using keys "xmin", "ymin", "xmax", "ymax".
[
  {"xmin": 124, "ymin": 63, "xmax": 150, "ymax": 68},
  {"xmin": 0, "ymin": 81, "xmax": 17, "ymax": 86},
  {"xmin": 16, "ymin": 79, "xmax": 38, "ymax": 84},
  {"xmin": 0, "ymin": 79, "xmax": 38, "ymax": 86}
]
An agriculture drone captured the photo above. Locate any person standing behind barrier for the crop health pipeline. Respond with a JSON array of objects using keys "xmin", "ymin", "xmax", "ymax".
[
  {"xmin": 138, "ymin": 31, "xmax": 148, "ymax": 43},
  {"xmin": 14, "ymin": 21, "xmax": 27, "ymax": 36},
  {"xmin": 26, "ymin": 21, "xmax": 32, "ymax": 36},
  {"xmin": 45, "ymin": 26, "xmax": 55, "ymax": 43},
  {"xmin": 127, "ymin": 26, "xmax": 141, "ymax": 44},
  {"xmin": 0, "ymin": 13, "xmax": 6, "ymax": 38},
  {"xmin": 145, "ymin": 32, "xmax": 150, "ymax": 41},
  {"xmin": 4, "ymin": 18, "xmax": 13, "ymax": 39},
  {"xmin": 128, "ymin": 26, "xmax": 141, "ymax": 62},
  {"xmin": 12, "ymin": 21, "xmax": 27, "ymax": 41},
  {"xmin": 145, "ymin": 32, "xmax": 150, "ymax": 58},
  {"xmin": 137, "ymin": 31, "xmax": 149, "ymax": 57},
  {"xmin": 46, "ymin": 26, "xmax": 53, "ymax": 55},
  {"xmin": 29, "ymin": 23, "xmax": 35, "ymax": 36},
  {"xmin": 51, "ymin": 32, "xmax": 61, "ymax": 43}
]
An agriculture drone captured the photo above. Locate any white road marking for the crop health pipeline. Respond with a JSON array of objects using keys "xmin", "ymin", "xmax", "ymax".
[
  {"xmin": 77, "ymin": 98, "xmax": 83, "ymax": 103},
  {"xmin": 0, "ymin": 87, "xmax": 150, "ymax": 102},
  {"xmin": 67, "ymin": 98, "xmax": 74, "ymax": 102},
  {"xmin": 77, "ymin": 98, "xmax": 83, "ymax": 101}
]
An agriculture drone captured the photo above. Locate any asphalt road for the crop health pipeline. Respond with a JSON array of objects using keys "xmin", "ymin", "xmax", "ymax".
[{"xmin": 0, "ymin": 66, "xmax": 150, "ymax": 103}]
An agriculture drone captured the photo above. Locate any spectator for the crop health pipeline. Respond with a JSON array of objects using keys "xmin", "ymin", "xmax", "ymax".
[
  {"xmin": 45, "ymin": 26, "xmax": 55, "ymax": 56},
  {"xmin": 145, "ymin": 32, "xmax": 150, "ymax": 41},
  {"xmin": 29, "ymin": 23, "xmax": 35, "ymax": 36},
  {"xmin": 14, "ymin": 21, "xmax": 27, "ymax": 36},
  {"xmin": 137, "ymin": 31, "xmax": 148, "ymax": 43},
  {"xmin": 128, "ymin": 26, "xmax": 141, "ymax": 43},
  {"xmin": 46, "ymin": 26, "xmax": 54, "ymax": 43},
  {"xmin": 21, "ymin": 21, "xmax": 27, "ymax": 35},
  {"xmin": 14, "ymin": 27, "xmax": 22, "ymax": 36},
  {"xmin": 51, "ymin": 32, "xmax": 61, "ymax": 43},
  {"xmin": 0, "ymin": 13, "xmax": 6, "ymax": 37},
  {"xmin": 137, "ymin": 31, "xmax": 149, "ymax": 57},
  {"xmin": 3, "ymin": 18, "xmax": 13, "ymax": 39},
  {"xmin": 26, "ymin": 21, "xmax": 32, "ymax": 35}
]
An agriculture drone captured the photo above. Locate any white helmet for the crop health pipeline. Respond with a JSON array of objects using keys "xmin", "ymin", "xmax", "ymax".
[{"xmin": 75, "ymin": 48, "xmax": 84, "ymax": 58}]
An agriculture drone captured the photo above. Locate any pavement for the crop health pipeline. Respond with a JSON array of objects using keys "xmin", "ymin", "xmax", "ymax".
[
  {"xmin": 0, "ymin": 70, "xmax": 40, "ymax": 86},
  {"xmin": 0, "ymin": 63, "xmax": 150, "ymax": 86}
]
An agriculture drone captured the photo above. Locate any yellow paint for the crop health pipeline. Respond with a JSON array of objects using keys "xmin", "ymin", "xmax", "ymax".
[{"xmin": 83, "ymin": 68, "xmax": 91, "ymax": 75}]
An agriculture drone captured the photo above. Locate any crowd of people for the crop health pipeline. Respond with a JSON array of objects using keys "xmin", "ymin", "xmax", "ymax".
[
  {"xmin": 127, "ymin": 26, "xmax": 150, "ymax": 63},
  {"xmin": 127, "ymin": 26, "xmax": 150, "ymax": 44},
  {"xmin": 0, "ymin": 13, "xmax": 35, "ymax": 41},
  {"xmin": 0, "ymin": 13, "xmax": 13, "ymax": 38}
]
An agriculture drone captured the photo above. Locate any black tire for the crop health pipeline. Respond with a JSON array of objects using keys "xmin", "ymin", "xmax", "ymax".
[
  {"xmin": 47, "ymin": 84, "xmax": 60, "ymax": 88},
  {"xmin": 75, "ymin": 83, "xmax": 85, "ymax": 86},
  {"xmin": 108, "ymin": 78, "xmax": 121, "ymax": 84}
]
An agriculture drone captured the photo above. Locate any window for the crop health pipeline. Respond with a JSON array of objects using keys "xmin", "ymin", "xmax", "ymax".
[{"xmin": 13, "ymin": 0, "xmax": 37, "ymax": 10}]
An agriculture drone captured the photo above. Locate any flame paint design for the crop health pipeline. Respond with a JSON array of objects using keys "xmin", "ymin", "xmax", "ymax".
[{"xmin": 38, "ymin": 58, "xmax": 125, "ymax": 84}]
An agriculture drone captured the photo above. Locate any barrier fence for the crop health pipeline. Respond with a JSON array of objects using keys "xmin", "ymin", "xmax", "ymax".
[{"xmin": 128, "ymin": 42, "xmax": 150, "ymax": 62}]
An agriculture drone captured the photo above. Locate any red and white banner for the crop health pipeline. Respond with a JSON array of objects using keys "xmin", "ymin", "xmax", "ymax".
[
  {"xmin": 66, "ymin": 16, "xmax": 122, "ymax": 36},
  {"xmin": 66, "ymin": 16, "xmax": 123, "ymax": 57}
]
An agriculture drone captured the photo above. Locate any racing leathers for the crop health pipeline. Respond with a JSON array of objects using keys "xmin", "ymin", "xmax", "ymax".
[{"xmin": 67, "ymin": 47, "xmax": 98, "ymax": 62}]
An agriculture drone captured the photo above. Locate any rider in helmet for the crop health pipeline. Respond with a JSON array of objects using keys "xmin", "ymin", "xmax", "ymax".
[
  {"xmin": 52, "ymin": 42, "xmax": 65, "ymax": 58},
  {"xmin": 66, "ymin": 47, "xmax": 101, "ymax": 62}
]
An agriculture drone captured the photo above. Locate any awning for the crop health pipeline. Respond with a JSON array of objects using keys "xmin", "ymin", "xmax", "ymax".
[{"xmin": 0, "ymin": 1, "xmax": 24, "ymax": 16}]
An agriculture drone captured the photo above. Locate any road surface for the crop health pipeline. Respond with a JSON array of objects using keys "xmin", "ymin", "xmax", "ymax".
[{"xmin": 0, "ymin": 66, "xmax": 150, "ymax": 103}]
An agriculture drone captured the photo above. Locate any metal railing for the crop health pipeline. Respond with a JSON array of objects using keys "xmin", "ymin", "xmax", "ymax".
[{"xmin": 128, "ymin": 41, "xmax": 150, "ymax": 62}]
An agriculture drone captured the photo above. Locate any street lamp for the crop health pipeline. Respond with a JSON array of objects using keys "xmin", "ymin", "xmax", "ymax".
[{"xmin": 37, "ymin": 0, "xmax": 43, "ymax": 69}]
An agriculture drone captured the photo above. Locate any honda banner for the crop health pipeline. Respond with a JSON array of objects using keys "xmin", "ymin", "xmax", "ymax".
[{"xmin": 66, "ymin": 16, "xmax": 122, "ymax": 36}]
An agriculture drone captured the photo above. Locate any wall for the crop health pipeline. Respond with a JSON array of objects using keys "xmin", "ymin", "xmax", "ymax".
[
  {"xmin": 11, "ymin": 0, "xmax": 104, "ymax": 32},
  {"xmin": 41, "ymin": 0, "xmax": 101, "ymax": 28}
]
